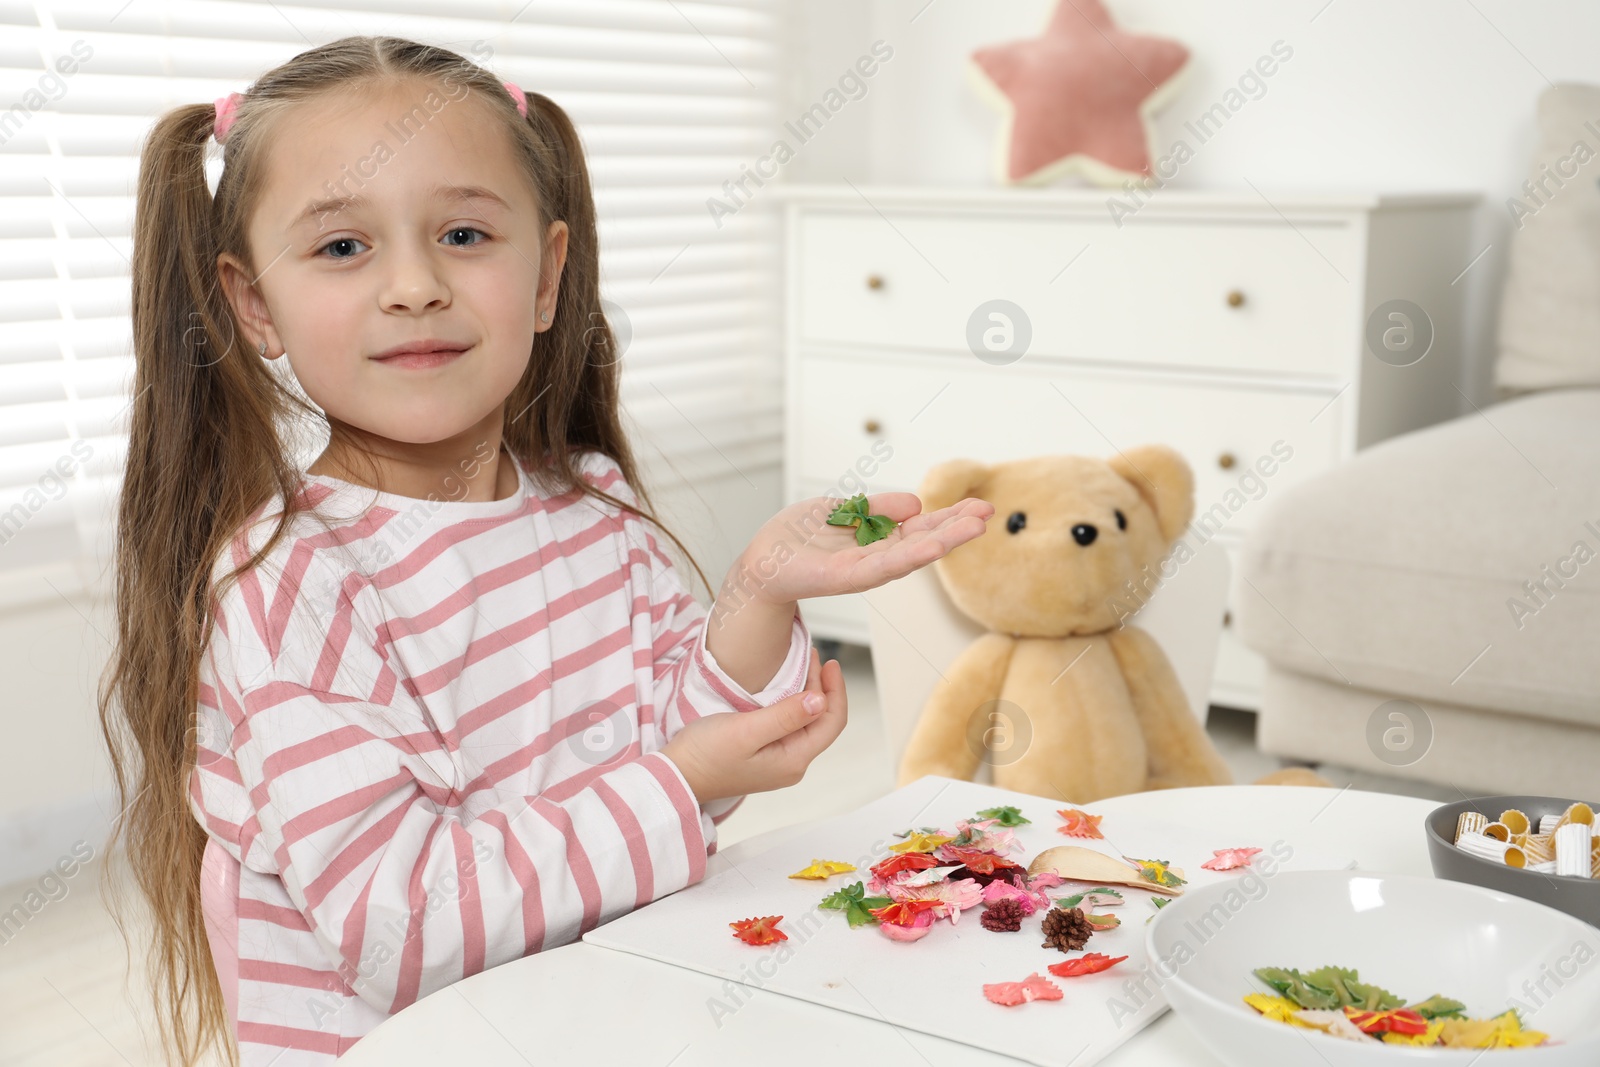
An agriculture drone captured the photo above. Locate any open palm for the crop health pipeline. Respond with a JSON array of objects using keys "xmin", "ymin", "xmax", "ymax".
[{"xmin": 737, "ymin": 492, "xmax": 995, "ymax": 606}]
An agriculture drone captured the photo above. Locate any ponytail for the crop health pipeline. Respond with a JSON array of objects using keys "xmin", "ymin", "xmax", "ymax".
[{"xmin": 502, "ymin": 87, "xmax": 714, "ymax": 598}]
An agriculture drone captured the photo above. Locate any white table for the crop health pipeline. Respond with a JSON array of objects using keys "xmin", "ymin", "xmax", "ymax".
[{"xmin": 341, "ymin": 785, "xmax": 1439, "ymax": 1066}]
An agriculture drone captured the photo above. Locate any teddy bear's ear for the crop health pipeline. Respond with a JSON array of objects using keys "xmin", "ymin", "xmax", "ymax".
[
  {"xmin": 917, "ymin": 458, "xmax": 990, "ymax": 512},
  {"xmin": 1107, "ymin": 445, "xmax": 1194, "ymax": 543}
]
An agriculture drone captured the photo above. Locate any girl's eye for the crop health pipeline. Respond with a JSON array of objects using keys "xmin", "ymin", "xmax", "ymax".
[
  {"xmin": 443, "ymin": 226, "xmax": 488, "ymax": 247},
  {"xmin": 317, "ymin": 236, "xmax": 367, "ymax": 259}
]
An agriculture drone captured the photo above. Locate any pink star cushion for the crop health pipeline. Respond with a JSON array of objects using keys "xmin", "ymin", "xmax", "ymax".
[{"xmin": 970, "ymin": 0, "xmax": 1189, "ymax": 186}]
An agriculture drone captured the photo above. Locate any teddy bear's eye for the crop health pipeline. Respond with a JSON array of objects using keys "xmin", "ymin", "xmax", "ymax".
[
  {"xmin": 1006, "ymin": 511, "xmax": 1026, "ymax": 534},
  {"xmin": 1115, "ymin": 509, "xmax": 1127, "ymax": 531}
]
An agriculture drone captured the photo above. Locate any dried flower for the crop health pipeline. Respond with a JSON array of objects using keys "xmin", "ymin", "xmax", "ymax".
[{"xmin": 980, "ymin": 897, "xmax": 1025, "ymax": 932}]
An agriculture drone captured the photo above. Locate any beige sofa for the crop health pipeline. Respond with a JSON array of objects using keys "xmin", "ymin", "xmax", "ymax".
[
  {"xmin": 1234, "ymin": 83, "xmax": 1600, "ymax": 798},
  {"xmin": 1234, "ymin": 387, "xmax": 1600, "ymax": 797}
]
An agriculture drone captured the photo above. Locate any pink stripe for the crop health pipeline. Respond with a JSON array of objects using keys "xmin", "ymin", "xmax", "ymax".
[
  {"xmin": 298, "ymin": 789, "xmax": 413, "ymax": 910},
  {"xmin": 308, "ymin": 578, "xmax": 360, "ymax": 692},
  {"xmin": 238, "ymin": 897, "xmax": 312, "ymax": 931},
  {"xmin": 453, "ymin": 826, "xmax": 486, "ymax": 975},
  {"xmin": 444, "ymin": 623, "xmax": 641, "ymax": 750},
  {"xmin": 237, "ymin": 1021, "xmax": 342, "ymax": 1055},
  {"xmin": 390, "ymin": 819, "xmax": 445, "ymax": 1011},
  {"xmin": 235, "ymin": 558, "xmax": 272, "ymax": 659},
  {"xmin": 641, "ymin": 753, "xmax": 706, "ymax": 884},
  {"xmin": 672, "ymin": 654, "xmax": 701, "ymax": 725},
  {"xmin": 363, "ymin": 505, "xmax": 550, "ymax": 602},
  {"xmin": 238, "ymin": 958, "xmax": 342, "ymax": 991},
  {"xmin": 690, "ymin": 616, "xmax": 764, "ymax": 713},
  {"xmin": 264, "ymin": 770, "xmax": 410, "ymax": 850},
  {"xmin": 592, "ymin": 777, "xmax": 655, "ymax": 907},
  {"xmin": 477, "ymin": 810, "xmax": 547, "ymax": 953},
  {"xmin": 400, "ymin": 566, "xmax": 628, "ymax": 700},
  {"xmin": 264, "ymin": 509, "xmax": 395, "ymax": 657},
  {"xmin": 196, "ymin": 749, "xmax": 244, "ymax": 787},
  {"xmin": 529, "ymin": 797, "xmax": 603, "ymax": 935},
  {"xmin": 259, "ymin": 721, "xmax": 447, "ymax": 782},
  {"xmin": 457, "ymin": 700, "xmax": 614, "ymax": 798},
  {"xmin": 337, "ymin": 871, "xmax": 379, "ymax": 990}
]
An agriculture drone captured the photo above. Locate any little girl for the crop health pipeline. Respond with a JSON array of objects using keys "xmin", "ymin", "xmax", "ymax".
[{"xmin": 98, "ymin": 34, "xmax": 990, "ymax": 1067}]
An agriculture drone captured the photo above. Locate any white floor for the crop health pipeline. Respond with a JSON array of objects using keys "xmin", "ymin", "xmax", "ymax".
[{"xmin": 0, "ymin": 641, "xmax": 1458, "ymax": 1067}]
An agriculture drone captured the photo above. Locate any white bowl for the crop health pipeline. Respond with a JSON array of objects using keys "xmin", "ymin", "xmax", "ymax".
[{"xmin": 1144, "ymin": 870, "xmax": 1600, "ymax": 1065}]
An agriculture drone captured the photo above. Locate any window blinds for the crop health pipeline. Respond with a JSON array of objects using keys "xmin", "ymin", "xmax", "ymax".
[{"xmin": 0, "ymin": 0, "xmax": 786, "ymax": 603}]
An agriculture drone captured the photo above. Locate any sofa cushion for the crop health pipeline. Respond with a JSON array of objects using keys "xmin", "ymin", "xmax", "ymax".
[
  {"xmin": 1495, "ymin": 83, "xmax": 1600, "ymax": 392},
  {"xmin": 1234, "ymin": 388, "xmax": 1600, "ymax": 727}
]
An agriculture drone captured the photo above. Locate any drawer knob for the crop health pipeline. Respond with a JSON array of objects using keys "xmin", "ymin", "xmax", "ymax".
[
  {"xmin": 1223, "ymin": 609, "xmax": 1233, "ymax": 628},
  {"xmin": 863, "ymin": 418, "xmax": 882, "ymax": 435},
  {"xmin": 1217, "ymin": 452, "xmax": 1237, "ymax": 470},
  {"xmin": 1226, "ymin": 289, "xmax": 1246, "ymax": 308},
  {"xmin": 866, "ymin": 274, "xmax": 885, "ymax": 291}
]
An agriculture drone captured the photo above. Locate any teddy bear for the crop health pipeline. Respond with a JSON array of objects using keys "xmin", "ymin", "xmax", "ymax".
[{"xmin": 896, "ymin": 444, "xmax": 1328, "ymax": 802}]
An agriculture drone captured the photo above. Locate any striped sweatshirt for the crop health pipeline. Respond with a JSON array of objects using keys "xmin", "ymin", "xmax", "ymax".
[{"xmin": 188, "ymin": 447, "xmax": 812, "ymax": 1064}]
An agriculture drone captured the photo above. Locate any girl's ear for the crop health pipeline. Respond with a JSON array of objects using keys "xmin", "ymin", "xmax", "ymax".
[
  {"xmin": 918, "ymin": 458, "xmax": 989, "ymax": 513},
  {"xmin": 536, "ymin": 220, "xmax": 569, "ymax": 332},
  {"xmin": 216, "ymin": 252, "xmax": 281, "ymax": 358}
]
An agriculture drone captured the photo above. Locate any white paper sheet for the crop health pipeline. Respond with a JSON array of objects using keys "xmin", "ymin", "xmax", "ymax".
[{"xmin": 584, "ymin": 776, "xmax": 1355, "ymax": 1067}]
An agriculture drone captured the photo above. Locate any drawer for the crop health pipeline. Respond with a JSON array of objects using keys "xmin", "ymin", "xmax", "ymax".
[
  {"xmin": 794, "ymin": 210, "xmax": 1358, "ymax": 378},
  {"xmin": 792, "ymin": 354, "xmax": 1343, "ymax": 537}
]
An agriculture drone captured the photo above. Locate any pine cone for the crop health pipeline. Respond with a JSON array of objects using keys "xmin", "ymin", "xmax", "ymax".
[
  {"xmin": 979, "ymin": 898, "xmax": 1024, "ymax": 932},
  {"xmin": 1040, "ymin": 905, "xmax": 1094, "ymax": 952}
]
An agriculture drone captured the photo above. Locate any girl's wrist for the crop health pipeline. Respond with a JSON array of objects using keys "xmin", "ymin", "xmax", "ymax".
[
  {"xmin": 658, "ymin": 743, "xmax": 707, "ymax": 805},
  {"xmin": 714, "ymin": 549, "xmax": 795, "ymax": 614}
]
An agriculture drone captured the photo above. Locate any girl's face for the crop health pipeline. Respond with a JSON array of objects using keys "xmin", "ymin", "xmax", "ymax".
[{"xmin": 218, "ymin": 79, "xmax": 566, "ymax": 450}]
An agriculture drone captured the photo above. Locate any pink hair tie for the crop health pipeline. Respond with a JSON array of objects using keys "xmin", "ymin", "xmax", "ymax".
[
  {"xmin": 503, "ymin": 81, "xmax": 527, "ymax": 118},
  {"xmin": 213, "ymin": 91, "xmax": 242, "ymax": 144}
]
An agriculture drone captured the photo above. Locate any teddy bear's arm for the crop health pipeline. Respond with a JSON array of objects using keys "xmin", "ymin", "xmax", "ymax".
[
  {"xmin": 895, "ymin": 632, "xmax": 1018, "ymax": 788},
  {"xmin": 1105, "ymin": 626, "xmax": 1233, "ymax": 790}
]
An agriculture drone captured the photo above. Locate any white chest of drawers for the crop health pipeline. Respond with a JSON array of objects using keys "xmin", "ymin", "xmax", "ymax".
[{"xmin": 779, "ymin": 184, "xmax": 1477, "ymax": 710}]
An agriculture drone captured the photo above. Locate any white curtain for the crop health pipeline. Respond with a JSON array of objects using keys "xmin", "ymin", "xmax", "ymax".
[{"xmin": 0, "ymin": 0, "xmax": 786, "ymax": 605}]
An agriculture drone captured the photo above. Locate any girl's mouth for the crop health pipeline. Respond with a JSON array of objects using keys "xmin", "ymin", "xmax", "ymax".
[{"xmin": 373, "ymin": 347, "xmax": 469, "ymax": 369}]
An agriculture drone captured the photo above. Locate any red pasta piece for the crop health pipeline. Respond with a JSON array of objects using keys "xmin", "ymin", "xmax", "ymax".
[
  {"xmin": 983, "ymin": 972, "xmax": 1064, "ymax": 1006},
  {"xmin": 730, "ymin": 916, "xmax": 788, "ymax": 945},
  {"xmin": 1047, "ymin": 952, "xmax": 1129, "ymax": 978},
  {"xmin": 870, "ymin": 852, "xmax": 940, "ymax": 881},
  {"xmin": 1056, "ymin": 808, "xmax": 1105, "ymax": 839}
]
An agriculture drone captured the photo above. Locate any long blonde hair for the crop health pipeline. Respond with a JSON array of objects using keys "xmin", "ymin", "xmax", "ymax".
[{"xmin": 98, "ymin": 34, "xmax": 710, "ymax": 1066}]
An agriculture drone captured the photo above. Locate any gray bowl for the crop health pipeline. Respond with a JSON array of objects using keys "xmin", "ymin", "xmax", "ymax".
[{"xmin": 1425, "ymin": 794, "xmax": 1598, "ymax": 929}]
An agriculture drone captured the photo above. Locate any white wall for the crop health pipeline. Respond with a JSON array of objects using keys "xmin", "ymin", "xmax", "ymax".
[
  {"xmin": 0, "ymin": 578, "xmax": 120, "ymax": 886},
  {"xmin": 784, "ymin": 0, "xmax": 1600, "ymax": 404}
]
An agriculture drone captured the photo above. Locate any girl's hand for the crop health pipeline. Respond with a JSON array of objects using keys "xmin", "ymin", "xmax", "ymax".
[
  {"xmin": 660, "ymin": 646, "xmax": 846, "ymax": 804},
  {"xmin": 735, "ymin": 493, "xmax": 994, "ymax": 607}
]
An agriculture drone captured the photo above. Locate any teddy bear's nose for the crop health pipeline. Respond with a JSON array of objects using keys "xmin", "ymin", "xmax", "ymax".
[{"xmin": 1071, "ymin": 523, "xmax": 1098, "ymax": 546}]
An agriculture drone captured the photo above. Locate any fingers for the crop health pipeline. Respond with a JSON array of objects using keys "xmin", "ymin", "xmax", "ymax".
[
  {"xmin": 859, "ymin": 492, "xmax": 925, "ymax": 522},
  {"xmin": 752, "ymin": 655, "xmax": 848, "ymax": 762},
  {"xmin": 739, "ymin": 648, "xmax": 828, "ymax": 750},
  {"xmin": 850, "ymin": 529, "xmax": 965, "ymax": 588},
  {"xmin": 809, "ymin": 657, "xmax": 849, "ymax": 741},
  {"xmin": 897, "ymin": 497, "xmax": 993, "ymax": 535}
]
